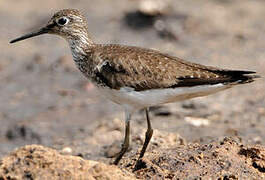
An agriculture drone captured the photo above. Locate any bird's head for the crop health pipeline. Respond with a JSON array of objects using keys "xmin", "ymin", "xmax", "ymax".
[{"xmin": 10, "ymin": 9, "xmax": 92, "ymax": 44}]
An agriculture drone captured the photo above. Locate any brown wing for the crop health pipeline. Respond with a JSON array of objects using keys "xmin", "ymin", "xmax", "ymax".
[{"xmin": 91, "ymin": 44, "xmax": 256, "ymax": 91}]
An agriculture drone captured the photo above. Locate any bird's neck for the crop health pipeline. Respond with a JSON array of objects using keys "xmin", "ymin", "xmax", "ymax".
[
  {"xmin": 68, "ymin": 32, "xmax": 93, "ymax": 59},
  {"xmin": 67, "ymin": 32, "xmax": 95, "ymax": 77}
]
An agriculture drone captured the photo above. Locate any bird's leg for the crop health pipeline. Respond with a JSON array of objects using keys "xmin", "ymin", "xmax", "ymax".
[
  {"xmin": 113, "ymin": 112, "xmax": 131, "ymax": 165},
  {"xmin": 138, "ymin": 108, "xmax": 153, "ymax": 159},
  {"xmin": 134, "ymin": 108, "xmax": 153, "ymax": 170}
]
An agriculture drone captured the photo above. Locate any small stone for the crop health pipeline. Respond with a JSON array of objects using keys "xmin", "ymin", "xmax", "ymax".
[
  {"xmin": 253, "ymin": 137, "xmax": 262, "ymax": 144},
  {"xmin": 139, "ymin": 0, "xmax": 172, "ymax": 16},
  {"xmin": 61, "ymin": 147, "xmax": 72, "ymax": 154},
  {"xmin": 185, "ymin": 117, "xmax": 210, "ymax": 127}
]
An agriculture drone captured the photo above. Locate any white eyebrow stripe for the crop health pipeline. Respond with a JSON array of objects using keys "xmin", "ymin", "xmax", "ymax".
[{"xmin": 70, "ymin": 15, "xmax": 83, "ymax": 22}]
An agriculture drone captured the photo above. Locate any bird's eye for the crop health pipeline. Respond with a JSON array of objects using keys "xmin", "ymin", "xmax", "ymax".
[{"xmin": 57, "ymin": 17, "xmax": 69, "ymax": 26}]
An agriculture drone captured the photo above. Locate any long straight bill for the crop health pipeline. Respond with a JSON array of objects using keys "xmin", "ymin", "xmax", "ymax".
[{"xmin": 10, "ymin": 27, "xmax": 48, "ymax": 44}]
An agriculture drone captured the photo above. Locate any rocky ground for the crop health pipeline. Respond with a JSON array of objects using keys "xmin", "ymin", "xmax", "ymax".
[
  {"xmin": 0, "ymin": 0, "xmax": 264, "ymax": 179},
  {"xmin": 1, "ymin": 137, "xmax": 265, "ymax": 179}
]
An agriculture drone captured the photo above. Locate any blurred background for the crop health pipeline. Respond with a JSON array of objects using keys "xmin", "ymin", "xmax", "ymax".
[{"xmin": 0, "ymin": 0, "xmax": 264, "ymax": 161}]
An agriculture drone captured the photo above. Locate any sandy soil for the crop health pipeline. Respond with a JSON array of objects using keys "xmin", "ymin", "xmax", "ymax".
[
  {"xmin": 0, "ymin": 0, "xmax": 264, "ymax": 179},
  {"xmin": 1, "ymin": 138, "xmax": 265, "ymax": 179}
]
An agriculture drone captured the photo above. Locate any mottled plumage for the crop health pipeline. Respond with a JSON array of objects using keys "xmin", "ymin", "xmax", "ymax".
[
  {"xmin": 84, "ymin": 44, "xmax": 255, "ymax": 91},
  {"xmin": 10, "ymin": 9, "xmax": 258, "ymax": 166}
]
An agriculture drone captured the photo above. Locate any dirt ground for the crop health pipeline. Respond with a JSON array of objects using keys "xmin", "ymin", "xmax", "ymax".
[{"xmin": 0, "ymin": 0, "xmax": 264, "ymax": 179}]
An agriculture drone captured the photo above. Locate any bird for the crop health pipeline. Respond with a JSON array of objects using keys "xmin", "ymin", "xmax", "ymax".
[{"xmin": 10, "ymin": 9, "xmax": 258, "ymax": 166}]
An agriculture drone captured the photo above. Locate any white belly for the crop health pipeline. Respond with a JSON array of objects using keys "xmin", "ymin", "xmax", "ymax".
[{"xmin": 96, "ymin": 84, "xmax": 231, "ymax": 112}]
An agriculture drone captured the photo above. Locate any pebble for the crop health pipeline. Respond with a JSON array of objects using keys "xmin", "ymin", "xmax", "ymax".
[
  {"xmin": 62, "ymin": 147, "xmax": 73, "ymax": 154},
  {"xmin": 185, "ymin": 117, "xmax": 210, "ymax": 127},
  {"xmin": 139, "ymin": 0, "xmax": 172, "ymax": 16}
]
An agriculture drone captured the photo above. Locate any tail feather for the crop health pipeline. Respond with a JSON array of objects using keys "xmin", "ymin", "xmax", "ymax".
[
  {"xmin": 213, "ymin": 70, "xmax": 259, "ymax": 85},
  {"xmin": 174, "ymin": 70, "xmax": 259, "ymax": 88}
]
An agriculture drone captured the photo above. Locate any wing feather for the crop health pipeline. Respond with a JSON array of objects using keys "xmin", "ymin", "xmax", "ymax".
[{"xmin": 91, "ymin": 44, "xmax": 257, "ymax": 91}]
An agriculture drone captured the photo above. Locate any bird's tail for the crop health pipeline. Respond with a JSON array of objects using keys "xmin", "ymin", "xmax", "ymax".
[{"xmin": 214, "ymin": 70, "xmax": 260, "ymax": 85}]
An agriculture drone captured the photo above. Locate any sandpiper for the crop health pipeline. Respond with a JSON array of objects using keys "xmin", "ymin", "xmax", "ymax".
[{"xmin": 10, "ymin": 9, "xmax": 258, "ymax": 165}]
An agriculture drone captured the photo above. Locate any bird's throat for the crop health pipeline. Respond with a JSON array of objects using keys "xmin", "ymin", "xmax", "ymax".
[{"xmin": 67, "ymin": 37, "xmax": 95, "ymax": 79}]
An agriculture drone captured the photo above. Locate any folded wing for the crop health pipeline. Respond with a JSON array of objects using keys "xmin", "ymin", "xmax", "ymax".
[{"xmin": 91, "ymin": 44, "xmax": 258, "ymax": 91}]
